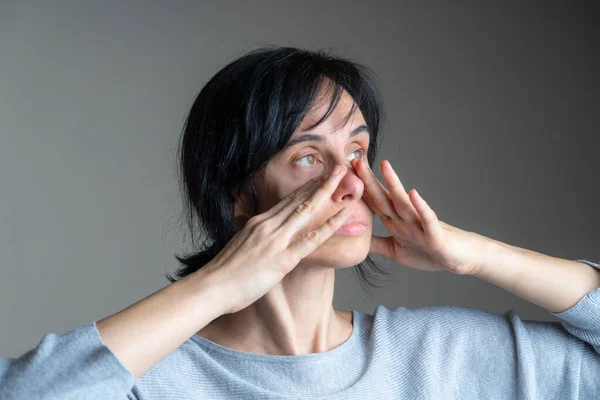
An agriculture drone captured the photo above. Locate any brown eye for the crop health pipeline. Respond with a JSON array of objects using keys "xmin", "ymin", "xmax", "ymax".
[
  {"xmin": 295, "ymin": 147, "xmax": 367, "ymax": 168},
  {"xmin": 296, "ymin": 153, "xmax": 319, "ymax": 166},
  {"xmin": 348, "ymin": 148, "xmax": 367, "ymax": 161}
]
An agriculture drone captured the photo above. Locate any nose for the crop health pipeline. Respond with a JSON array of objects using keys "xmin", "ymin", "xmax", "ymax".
[{"xmin": 330, "ymin": 160, "xmax": 364, "ymax": 203}]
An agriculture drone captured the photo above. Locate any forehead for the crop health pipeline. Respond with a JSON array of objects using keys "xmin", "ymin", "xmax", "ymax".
[{"xmin": 293, "ymin": 87, "xmax": 366, "ymax": 138}]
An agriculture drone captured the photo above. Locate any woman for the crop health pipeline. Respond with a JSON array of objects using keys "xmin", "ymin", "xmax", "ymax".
[{"xmin": 1, "ymin": 46, "xmax": 599, "ymax": 399}]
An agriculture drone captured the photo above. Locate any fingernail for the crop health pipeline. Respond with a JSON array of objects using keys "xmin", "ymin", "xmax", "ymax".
[{"xmin": 332, "ymin": 165, "xmax": 343, "ymax": 176}]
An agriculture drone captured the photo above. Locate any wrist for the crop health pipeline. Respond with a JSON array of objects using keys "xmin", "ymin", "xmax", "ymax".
[
  {"xmin": 470, "ymin": 233, "xmax": 513, "ymax": 279},
  {"xmin": 181, "ymin": 265, "xmax": 232, "ymax": 319}
]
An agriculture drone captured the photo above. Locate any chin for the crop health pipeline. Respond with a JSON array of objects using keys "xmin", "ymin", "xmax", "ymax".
[{"xmin": 302, "ymin": 235, "xmax": 371, "ymax": 268}]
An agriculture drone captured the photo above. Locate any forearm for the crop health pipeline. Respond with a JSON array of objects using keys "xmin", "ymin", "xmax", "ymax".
[
  {"xmin": 96, "ymin": 267, "xmax": 227, "ymax": 379},
  {"xmin": 473, "ymin": 235, "xmax": 600, "ymax": 314}
]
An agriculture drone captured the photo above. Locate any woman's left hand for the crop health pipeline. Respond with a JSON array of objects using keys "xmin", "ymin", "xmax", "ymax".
[{"xmin": 350, "ymin": 158, "xmax": 486, "ymax": 276}]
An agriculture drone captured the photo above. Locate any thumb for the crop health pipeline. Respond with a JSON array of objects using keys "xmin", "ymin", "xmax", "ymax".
[{"xmin": 370, "ymin": 235, "xmax": 395, "ymax": 259}]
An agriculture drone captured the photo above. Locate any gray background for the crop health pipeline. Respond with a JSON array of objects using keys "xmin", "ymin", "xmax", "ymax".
[{"xmin": 1, "ymin": 1, "xmax": 598, "ymax": 358}]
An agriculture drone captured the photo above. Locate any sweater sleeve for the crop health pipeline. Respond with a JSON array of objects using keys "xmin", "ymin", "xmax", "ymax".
[
  {"xmin": 0, "ymin": 321, "xmax": 138, "ymax": 400},
  {"xmin": 509, "ymin": 259, "xmax": 600, "ymax": 397},
  {"xmin": 548, "ymin": 259, "xmax": 600, "ymax": 353},
  {"xmin": 383, "ymin": 258, "xmax": 600, "ymax": 399}
]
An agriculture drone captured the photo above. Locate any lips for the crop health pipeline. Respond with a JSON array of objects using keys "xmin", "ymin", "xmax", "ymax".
[{"xmin": 341, "ymin": 214, "xmax": 368, "ymax": 226}]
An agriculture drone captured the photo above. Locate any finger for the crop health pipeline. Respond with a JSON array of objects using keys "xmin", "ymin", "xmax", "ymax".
[
  {"xmin": 276, "ymin": 164, "xmax": 348, "ymax": 241},
  {"xmin": 359, "ymin": 190, "xmax": 380, "ymax": 217},
  {"xmin": 352, "ymin": 158, "xmax": 400, "ymax": 219},
  {"xmin": 286, "ymin": 205, "xmax": 349, "ymax": 262},
  {"xmin": 409, "ymin": 189, "xmax": 443, "ymax": 238},
  {"xmin": 370, "ymin": 235, "xmax": 395, "ymax": 259},
  {"xmin": 226, "ymin": 176, "xmax": 326, "ymax": 260},
  {"xmin": 251, "ymin": 171, "xmax": 329, "ymax": 223},
  {"xmin": 380, "ymin": 160, "xmax": 420, "ymax": 223}
]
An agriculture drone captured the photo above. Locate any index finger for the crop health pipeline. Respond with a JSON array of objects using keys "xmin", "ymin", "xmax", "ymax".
[
  {"xmin": 275, "ymin": 164, "xmax": 347, "ymax": 239},
  {"xmin": 352, "ymin": 158, "xmax": 400, "ymax": 219},
  {"xmin": 255, "ymin": 165, "xmax": 343, "ymax": 222}
]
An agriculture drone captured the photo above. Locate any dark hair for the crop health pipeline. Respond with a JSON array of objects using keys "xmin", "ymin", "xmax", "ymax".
[{"xmin": 166, "ymin": 46, "xmax": 393, "ymax": 299}]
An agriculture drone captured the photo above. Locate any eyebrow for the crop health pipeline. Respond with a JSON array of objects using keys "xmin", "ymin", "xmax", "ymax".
[{"xmin": 283, "ymin": 125, "xmax": 370, "ymax": 150}]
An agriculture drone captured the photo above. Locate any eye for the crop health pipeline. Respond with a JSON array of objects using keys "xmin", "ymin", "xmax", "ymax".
[{"xmin": 295, "ymin": 148, "xmax": 367, "ymax": 167}]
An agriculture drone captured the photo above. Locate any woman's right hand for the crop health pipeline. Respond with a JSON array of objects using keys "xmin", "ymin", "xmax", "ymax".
[{"xmin": 200, "ymin": 164, "xmax": 350, "ymax": 315}]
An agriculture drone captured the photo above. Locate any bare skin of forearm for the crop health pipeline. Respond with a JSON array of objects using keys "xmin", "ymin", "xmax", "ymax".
[
  {"xmin": 96, "ymin": 268, "xmax": 226, "ymax": 379},
  {"xmin": 474, "ymin": 235, "xmax": 600, "ymax": 314}
]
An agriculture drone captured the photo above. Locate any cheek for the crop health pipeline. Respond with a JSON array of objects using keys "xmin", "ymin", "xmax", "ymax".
[
  {"xmin": 258, "ymin": 195, "xmax": 281, "ymax": 214},
  {"xmin": 256, "ymin": 184, "xmax": 299, "ymax": 214}
]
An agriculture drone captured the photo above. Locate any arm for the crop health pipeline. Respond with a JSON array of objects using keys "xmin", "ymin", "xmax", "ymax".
[
  {"xmin": 440, "ymin": 229, "xmax": 600, "ymax": 395},
  {"xmin": 0, "ymin": 267, "xmax": 227, "ymax": 399},
  {"xmin": 347, "ymin": 158, "xmax": 600, "ymax": 395},
  {"xmin": 473, "ymin": 236, "xmax": 600, "ymax": 314},
  {"xmin": 95, "ymin": 267, "xmax": 226, "ymax": 378},
  {"xmin": 350, "ymin": 156, "xmax": 600, "ymax": 313},
  {"xmin": 472, "ymin": 253, "xmax": 600, "ymax": 397}
]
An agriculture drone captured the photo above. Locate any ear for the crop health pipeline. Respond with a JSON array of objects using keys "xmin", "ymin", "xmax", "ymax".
[
  {"xmin": 232, "ymin": 186, "xmax": 254, "ymax": 231},
  {"xmin": 233, "ymin": 168, "xmax": 265, "ymax": 231}
]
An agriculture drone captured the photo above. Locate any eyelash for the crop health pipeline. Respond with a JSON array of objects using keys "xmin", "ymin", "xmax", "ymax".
[{"xmin": 295, "ymin": 148, "xmax": 368, "ymax": 167}]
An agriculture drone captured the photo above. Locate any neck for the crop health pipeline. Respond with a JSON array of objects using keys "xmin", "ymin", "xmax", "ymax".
[{"xmin": 196, "ymin": 265, "xmax": 353, "ymax": 355}]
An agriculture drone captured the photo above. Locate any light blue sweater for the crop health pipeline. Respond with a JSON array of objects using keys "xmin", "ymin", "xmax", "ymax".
[{"xmin": 1, "ymin": 259, "xmax": 600, "ymax": 399}]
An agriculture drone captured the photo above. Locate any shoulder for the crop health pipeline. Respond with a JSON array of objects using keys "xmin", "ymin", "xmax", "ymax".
[
  {"xmin": 366, "ymin": 304, "xmax": 527, "ymax": 378},
  {"xmin": 369, "ymin": 303, "xmax": 516, "ymax": 342}
]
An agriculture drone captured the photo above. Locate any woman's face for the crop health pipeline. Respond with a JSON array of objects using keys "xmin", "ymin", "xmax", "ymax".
[{"xmin": 245, "ymin": 87, "xmax": 374, "ymax": 269}]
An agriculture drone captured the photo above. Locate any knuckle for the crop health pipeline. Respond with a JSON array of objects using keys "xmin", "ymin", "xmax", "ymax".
[
  {"xmin": 290, "ymin": 189, "xmax": 304, "ymax": 202},
  {"xmin": 325, "ymin": 218, "xmax": 337, "ymax": 229},
  {"xmin": 316, "ymin": 181, "xmax": 328, "ymax": 193},
  {"xmin": 253, "ymin": 220, "xmax": 273, "ymax": 235},
  {"xmin": 295, "ymin": 200, "xmax": 314, "ymax": 216},
  {"xmin": 246, "ymin": 215, "xmax": 261, "ymax": 227},
  {"xmin": 305, "ymin": 229, "xmax": 318, "ymax": 242}
]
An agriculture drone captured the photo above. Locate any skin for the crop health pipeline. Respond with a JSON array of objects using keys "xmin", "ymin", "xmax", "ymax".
[
  {"xmin": 95, "ymin": 81, "xmax": 598, "ymax": 380},
  {"xmin": 195, "ymin": 84, "xmax": 370, "ymax": 355},
  {"xmin": 94, "ymin": 75, "xmax": 599, "ymax": 380},
  {"xmin": 197, "ymin": 80, "xmax": 600, "ymax": 357}
]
